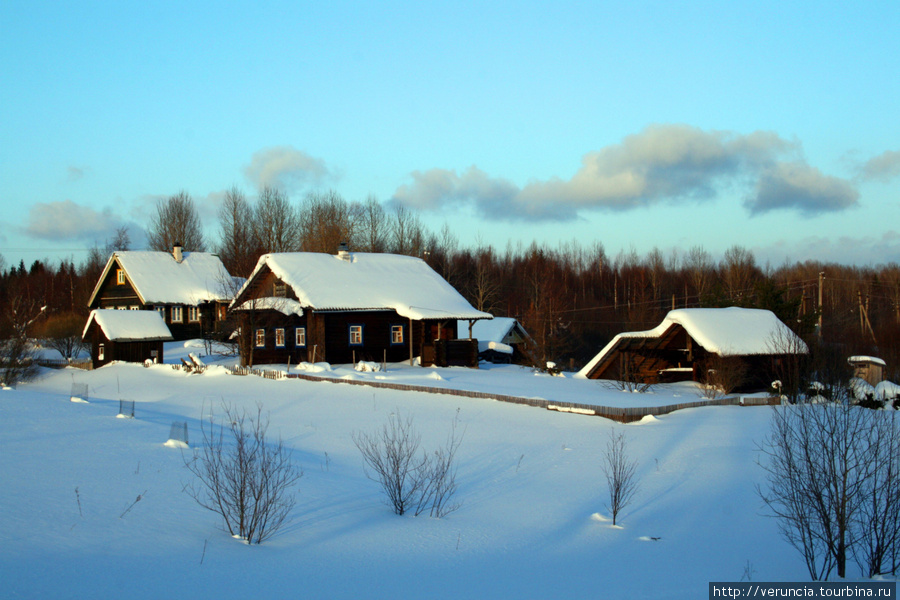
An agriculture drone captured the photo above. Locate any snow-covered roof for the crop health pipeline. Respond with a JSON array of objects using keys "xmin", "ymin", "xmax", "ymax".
[
  {"xmin": 234, "ymin": 252, "xmax": 492, "ymax": 321},
  {"xmin": 88, "ymin": 251, "xmax": 233, "ymax": 307},
  {"xmin": 457, "ymin": 317, "xmax": 518, "ymax": 342},
  {"xmin": 848, "ymin": 355, "xmax": 886, "ymax": 366},
  {"xmin": 83, "ymin": 309, "xmax": 173, "ymax": 342},
  {"xmin": 576, "ymin": 307, "xmax": 808, "ymax": 378}
]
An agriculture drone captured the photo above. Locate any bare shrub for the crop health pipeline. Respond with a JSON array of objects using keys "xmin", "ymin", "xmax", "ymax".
[
  {"xmin": 699, "ymin": 356, "xmax": 748, "ymax": 400},
  {"xmin": 353, "ymin": 410, "xmax": 463, "ymax": 517},
  {"xmin": 184, "ymin": 403, "xmax": 303, "ymax": 544},
  {"xmin": 601, "ymin": 429, "xmax": 639, "ymax": 526},
  {"xmin": 0, "ymin": 336, "xmax": 38, "ymax": 387},
  {"xmin": 603, "ymin": 352, "xmax": 653, "ymax": 393}
]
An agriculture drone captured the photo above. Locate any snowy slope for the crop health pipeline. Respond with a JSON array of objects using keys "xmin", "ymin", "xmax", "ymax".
[{"xmin": 0, "ymin": 348, "xmax": 811, "ymax": 599}]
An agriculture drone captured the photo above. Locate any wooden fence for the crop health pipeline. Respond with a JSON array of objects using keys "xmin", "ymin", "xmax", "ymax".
[{"xmin": 227, "ymin": 365, "xmax": 777, "ymax": 422}]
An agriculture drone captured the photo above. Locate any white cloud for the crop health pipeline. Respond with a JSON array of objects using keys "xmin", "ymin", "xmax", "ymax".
[
  {"xmin": 243, "ymin": 146, "xmax": 330, "ymax": 193},
  {"xmin": 391, "ymin": 124, "xmax": 857, "ymax": 222},
  {"xmin": 24, "ymin": 200, "xmax": 126, "ymax": 242}
]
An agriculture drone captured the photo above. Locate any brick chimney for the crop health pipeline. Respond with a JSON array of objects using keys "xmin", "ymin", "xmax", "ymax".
[{"xmin": 173, "ymin": 243, "xmax": 183, "ymax": 263}]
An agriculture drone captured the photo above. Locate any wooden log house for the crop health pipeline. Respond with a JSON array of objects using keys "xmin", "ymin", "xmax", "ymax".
[
  {"xmin": 86, "ymin": 245, "xmax": 235, "ymax": 341},
  {"xmin": 82, "ymin": 309, "xmax": 173, "ymax": 369},
  {"xmin": 230, "ymin": 247, "xmax": 492, "ymax": 368}
]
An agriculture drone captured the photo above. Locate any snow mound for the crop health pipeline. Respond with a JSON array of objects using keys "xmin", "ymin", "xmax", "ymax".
[
  {"xmin": 164, "ymin": 439, "xmax": 189, "ymax": 449},
  {"xmin": 428, "ymin": 371, "xmax": 444, "ymax": 381},
  {"xmin": 295, "ymin": 362, "xmax": 332, "ymax": 373},
  {"xmin": 850, "ymin": 377, "xmax": 876, "ymax": 400},
  {"xmin": 70, "ymin": 397, "xmax": 88, "ymax": 403},
  {"xmin": 590, "ymin": 513, "xmax": 610, "ymax": 522},
  {"xmin": 635, "ymin": 414, "xmax": 659, "ymax": 424},
  {"xmin": 875, "ymin": 380, "xmax": 900, "ymax": 400},
  {"xmin": 355, "ymin": 361, "xmax": 381, "ymax": 372}
]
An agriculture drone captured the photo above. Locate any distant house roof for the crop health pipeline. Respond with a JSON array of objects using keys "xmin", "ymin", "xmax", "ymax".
[
  {"xmin": 233, "ymin": 252, "xmax": 492, "ymax": 321},
  {"xmin": 848, "ymin": 355, "xmax": 886, "ymax": 366},
  {"xmin": 576, "ymin": 307, "xmax": 807, "ymax": 379},
  {"xmin": 82, "ymin": 309, "xmax": 173, "ymax": 342},
  {"xmin": 457, "ymin": 317, "xmax": 532, "ymax": 353},
  {"xmin": 88, "ymin": 250, "xmax": 234, "ymax": 307}
]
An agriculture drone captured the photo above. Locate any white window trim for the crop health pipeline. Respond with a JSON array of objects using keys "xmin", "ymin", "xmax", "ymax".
[
  {"xmin": 171, "ymin": 306, "xmax": 183, "ymax": 323},
  {"xmin": 188, "ymin": 306, "xmax": 200, "ymax": 323},
  {"xmin": 255, "ymin": 328, "xmax": 265, "ymax": 348},
  {"xmin": 275, "ymin": 328, "xmax": 285, "ymax": 347},
  {"xmin": 295, "ymin": 327, "xmax": 306, "ymax": 347}
]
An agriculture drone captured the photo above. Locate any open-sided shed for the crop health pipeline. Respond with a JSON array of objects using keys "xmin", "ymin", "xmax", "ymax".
[
  {"xmin": 576, "ymin": 307, "xmax": 807, "ymax": 391},
  {"xmin": 82, "ymin": 309, "xmax": 173, "ymax": 369}
]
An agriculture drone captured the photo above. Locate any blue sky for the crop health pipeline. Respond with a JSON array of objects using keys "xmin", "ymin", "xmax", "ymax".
[{"xmin": 1, "ymin": 1, "xmax": 898, "ymax": 269}]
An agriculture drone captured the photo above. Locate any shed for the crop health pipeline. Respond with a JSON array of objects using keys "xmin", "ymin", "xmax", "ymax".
[
  {"xmin": 457, "ymin": 317, "xmax": 535, "ymax": 364},
  {"xmin": 82, "ymin": 309, "xmax": 173, "ymax": 369},
  {"xmin": 576, "ymin": 307, "xmax": 808, "ymax": 391},
  {"xmin": 848, "ymin": 355, "xmax": 885, "ymax": 387}
]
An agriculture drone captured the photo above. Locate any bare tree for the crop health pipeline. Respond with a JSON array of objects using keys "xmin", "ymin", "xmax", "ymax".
[
  {"xmin": 684, "ymin": 245, "xmax": 714, "ymax": 302},
  {"xmin": 147, "ymin": 191, "xmax": 205, "ymax": 252},
  {"xmin": 353, "ymin": 410, "xmax": 463, "ymax": 517},
  {"xmin": 357, "ymin": 195, "xmax": 387, "ymax": 252},
  {"xmin": 217, "ymin": 186, "xmax": 259, "ymax": 277},
  {"xmin": 183, "ymin": 403, "xmax": 303, "ymax": 544},
  {"xmin": 721, "ymin": 245, "xmax": 758, "ymax": 302},
  {"xmin": 757, "ymin": 388, "xmax": 890, "ymax": 579},
  {"xmin": 298, "ymin": 190, "xmax": 357, "ymax": 253},
  {"xmin": 601, "ymin": 429, "xmax": 639, "ymax": 526},
  {"xmin": 254, "ymin": 186, "xmax": 300, "ymax": 253}
]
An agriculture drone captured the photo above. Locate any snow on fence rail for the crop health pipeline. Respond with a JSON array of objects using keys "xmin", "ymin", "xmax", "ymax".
[
  {"xmin": 36, "ymin": 358, "xmax": 92, "ymax": 370},
  {"xmin": 227, "ymin": 365, "xmax": 777, "ymax": 422}
]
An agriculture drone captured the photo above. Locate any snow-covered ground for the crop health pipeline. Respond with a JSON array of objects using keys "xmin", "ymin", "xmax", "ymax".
[{"xmin": 2, "ymin": 341, "xmax": 811, "ymax": 599}]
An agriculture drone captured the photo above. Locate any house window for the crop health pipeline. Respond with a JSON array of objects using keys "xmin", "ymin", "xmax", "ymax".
[
  {"xmin": 275, "ymin": 328, "xmax": 285, "ymax": 347},
  {"xmin": 129, "ymin": 305, "xmax": 139, "ymax": 310},
  {"xmin": 295, "ymin": 327, "xmax": 306, "ymax": 347},
  {"xmin": 274, "ymin": 281, "xmax": 287, "ymax": 297},
  {"xmin": 155, "ymin": 306, "xmax": 166, "ymax": 319},
  {"xmin": 390, "ymin": 325, "xmax": 405, "ymax": 345},
  {"xmin": 255, "ymin": 328, "xmax": 265, "ymax": 348},
  {"xmin": 98, "ymin": 344, "xmax": 105, "ymax": 361},
  {"xmin": 349, "ymin": 325, "xmax": 363, "ymax": 346},
  {"xmin": 116, "ymin": 269, "xmax": 125, "ymax": 285},
  {"xmin": 188, "ymin": 306, "xmax": 200, "ymax": 322},
  {"xmin": 218, "ymin": 305, "xmax": 227, "ymax": 321},
  {"xmin": 171, "ymin": 306, "xmax": 183, "ymax": 323}
]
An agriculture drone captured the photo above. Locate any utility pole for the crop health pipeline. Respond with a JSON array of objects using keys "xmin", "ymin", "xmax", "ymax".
[{"xmin": 817, "ymin": 271, "xmax": 824, "ymax": 340}]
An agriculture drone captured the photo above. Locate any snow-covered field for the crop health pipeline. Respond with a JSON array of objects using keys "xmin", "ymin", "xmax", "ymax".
[{"xmin": 1, "ymin": 341, "xmax": 807, "ymax": 599}]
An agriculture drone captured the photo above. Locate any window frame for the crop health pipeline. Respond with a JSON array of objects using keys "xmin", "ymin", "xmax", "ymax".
[
  {"xmin": 116, "ymin": 269, "xmax": 125, "ymax": 285},
  {"xmin": 390, "ymin": 324, "xmax": 405, "ymax": 346},
  {"xmin": 275, "ymin": 328, "xmax": 285, "ymax": 348},
  {"xmin": 187, "ymin": 306, "xmax": 200, "ymax": 323},
  {"xmin": 171, "ymin": 306, "xmax": 183, "ymax": 323},
  {"xmin": 98, "ymin": 343, "xmax": 105, "ymax": 361},
  {"xmin": 295, "ymin": 327, "xmax": 307, "ymax": 348},
  {"xmin": 348, "ymin": 324, "xmax": 364, "ymax": 346},
  {"xmin": 255, "ymin": 328, "xmax": 266, "ymax": 348}
]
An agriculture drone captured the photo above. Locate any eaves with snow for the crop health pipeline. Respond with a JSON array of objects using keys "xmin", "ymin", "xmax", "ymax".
[{"xmin": 232, "ymin": 252, "xmax": 492, "ymax": 321}]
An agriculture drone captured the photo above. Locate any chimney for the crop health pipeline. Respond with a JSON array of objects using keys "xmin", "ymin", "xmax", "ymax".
[
  {"xmin": 337, "ymin": 241, "xmax": 351, "ymax": 261},
  {"xmin": 173, "ymin": 243, "xmax": 183, "ymax": 263}
]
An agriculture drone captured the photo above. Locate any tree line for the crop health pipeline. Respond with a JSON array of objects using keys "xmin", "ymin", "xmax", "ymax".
[{"xmin": 2, "ymin": 189, "xmax": 900, "ymax": 376}]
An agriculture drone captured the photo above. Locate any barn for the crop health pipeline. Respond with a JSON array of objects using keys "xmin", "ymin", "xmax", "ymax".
[
  {"xmin": 576, "ymin": 307, "xmax": 808, "ymax": 391},
  {"xmin": 230, "ymin": 248, "xmax": 492, "ymax": 368},
  {"xmin": 82, "ymin": 309, "xmax": 173, "ymax": 369},
  {"xmin": 457, "ymin": 317, "xmax": 535, "ymax": 365}
]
